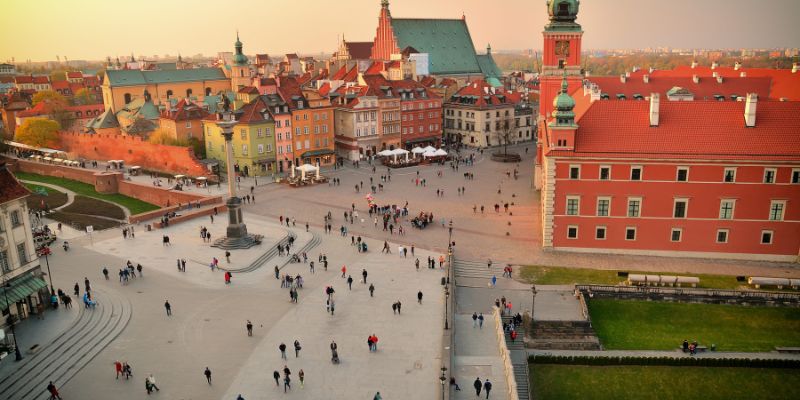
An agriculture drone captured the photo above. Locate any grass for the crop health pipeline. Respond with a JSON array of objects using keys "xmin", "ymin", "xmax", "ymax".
[
  {"xmin": 61, "ymin": 196, "xmax": 126, "ymax": 220},
  {"xmin": 588, "ymin": 299, "xmax": 800, "ymax": 351},
  {"xmin": 531, "ymin": 364, "xmax": 800, "ymax": 400},
  {"xmin": 24, "ymin": 183, "xmax": 68, "ymax": 211},
  {"xmin": 15, "ymin": 172, "xmax": 159, "ymax": 215},
  {"xmin": 519, "ymin": 265, "xmax": 754, "ymax": 290}
]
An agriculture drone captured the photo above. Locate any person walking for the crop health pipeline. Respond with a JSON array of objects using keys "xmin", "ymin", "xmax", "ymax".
[
  {"xmin": 483, "ymin": 378, "xmax": 492, "ymax": 398},
  {"xmin": 369, "ymin": 283, "xmax": 375, "ymax": 297},
  {"xmin": 204, "ymin": 367, "xmax": 212, "ymax": 384},
  {"xmin": 472, "ymin": 312, "xmax": 478, "ymax": 328},
  {"xmin": 273, "ymin": 370, "xmax": 281, "ymax": 387},
  {"xmin": 294, "ymin": 340, "xmax": 302, "ymax": 357},
  {"xmin": 298, "ymin": 369, "xmax": 305, "ymax": 388},
  {"xmin": 373, "ymin": 392, "xmax": 382, "ymax": 400},
  {"xmin": 283, "ymin": 375, "xmax": 291, "ymax": 393},
  {"xmin": 47, "ymin": 381, "xmax": 62, "ymax": 399},
  {"xmin": 114, "ymin": 360, "xmax": 123, "ymax": 379},
  {"xmin": 341, "ymin": 265, "xmax": 347, "ymax": 278},
  {"xmin": 478, "ymin": 313, "xmax": 484, "ymax": 329},
  {"xmin": 417, "ymin": 290, "xmax": 423, "ymax": 304},
  {"xmin": 473, "ymin": 377, "xmax": 482, "ymax": 397},
  {"xmin": 164, "ymin": 300, "xmax": 172, "ymax": 316},
  {"xmin": 362, "ymin": 269, "xmax": 368, "ymax": 284},
  {"xmin": 103, "ymin": 267, "xmax": 109, "ymax": 280},
  {"xmin": 147, "ymin": 374, "xmax": 160, "ymax": 392},
  {"xmin": 347, "ymin": 275, "xmax": 353, "ymax": 290},
  {"xmin": 246, "ymin": 320, "xmax": 253, "ymax": 336},
  {"xmin": 279, "ymin": 343, "xmax": 287, "ymax": 359}
]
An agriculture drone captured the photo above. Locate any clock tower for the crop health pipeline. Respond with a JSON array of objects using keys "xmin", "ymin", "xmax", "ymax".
[{"xmin": 539, "ymin": 0, "xmax": 583, "ymax": 119}]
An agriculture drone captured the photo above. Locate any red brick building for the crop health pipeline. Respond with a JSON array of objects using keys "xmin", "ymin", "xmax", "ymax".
[{"xmin": 391, "ymin": 79, "xmax": 441, "ymax": 149}]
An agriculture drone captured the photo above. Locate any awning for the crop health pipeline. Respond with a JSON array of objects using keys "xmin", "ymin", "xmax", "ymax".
[
  {"xmin": 404, "ymin": 136, "xmax": 439, "ymax": 145},
  {"xmin": 300, "ymin": 149, "xmax": 335, "ymax": 158},
  {"xmin": 0, "ymin": 274, "xmax": 48, "ymax": 311}
]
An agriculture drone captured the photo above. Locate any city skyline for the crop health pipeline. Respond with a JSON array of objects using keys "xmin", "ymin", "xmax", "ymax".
[{"xmin": 1, "ymin": 0, "xmax": 798, "ymax": 62}]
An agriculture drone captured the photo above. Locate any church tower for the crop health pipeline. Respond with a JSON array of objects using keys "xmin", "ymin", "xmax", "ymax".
[
  {"xmin": 231, "ymin": 33, "xmax": 251, "ymax": 91},
  {"xmin": 539, "ymin": 0, "xmax": 583, "ymax": 118},
  {"xmin": 371, "ymin": 0, "xmax": 400, "ymax": 60}
]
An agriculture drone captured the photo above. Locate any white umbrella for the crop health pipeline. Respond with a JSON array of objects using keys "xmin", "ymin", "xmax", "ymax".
[
  {"xmin": 377, "ymin": 149, "xmax": 393, "ymax": 157},
  {"xmin": 423, "ymin": 151, "xmax": 437, "ymax": 158},
  {"xmin": 434, "ymin": 149, "xmax": 448, "ymax": 156},
  {"xmin": 296, "ymin": 164, "xmax": 316, "ymax": 180},
  {"xmin": 411, "ymin": 147, "xmax": 425, "ymax": 154},
  {"xmin": 423, "ymin": 146, "xmax": 436, "ymax": 153}
]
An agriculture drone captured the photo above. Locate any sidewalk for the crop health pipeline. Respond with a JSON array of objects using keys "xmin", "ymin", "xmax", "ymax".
[{"xmin": 452, "ymin": 313, "xmax": 508, "ymax": 400}]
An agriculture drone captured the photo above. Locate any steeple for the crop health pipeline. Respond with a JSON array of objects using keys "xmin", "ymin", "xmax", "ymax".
[
  {"xmin": 233, "ymin": 32, "xmax": 248, "ymax": 66},
  {"xmin": 487, "ymin": 43, "xmax": 492, "ymax": 55},
  {"xmin": 381, "ymin": 0, "xmax": 389, "ymax": 9},
  {"xmin": 550, "ymin": 68, "xmax": 576, "ymax": 126}
]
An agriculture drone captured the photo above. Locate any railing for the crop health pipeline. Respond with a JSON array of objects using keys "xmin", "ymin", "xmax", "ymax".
[
  {"xmin": 442, "ymin": 251, "xmax": 456, "ymax": 400},
  {"xmin": 577, "ymin": 289, "xmax": 591, "ymax": 324},
  {"xmin": 575, "ymin": 284, "xmax": 800, "ymax": 301},
  {"xmin": 493, "ymin": 307, "xmax": 520, "ymax": 400}
]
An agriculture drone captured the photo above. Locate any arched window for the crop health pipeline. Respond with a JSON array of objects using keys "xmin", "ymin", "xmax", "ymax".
[
  {"xmin": 186, "ymin": 88, "xmax": 193, "ymax": 97},
  {"xmin": 124, "ymin": 93, "xmax": 132, "ymax": 104},
  {"xmin": 166, "ymin": 90, "xmax": 173, "ymax": 99},
  {"xmin": 240, "ymin": 69, "xmax": 244, "ymax": 77},
  {"xmin": 205, "ymin": 87, "xmax": 212, "ymax": 96}
]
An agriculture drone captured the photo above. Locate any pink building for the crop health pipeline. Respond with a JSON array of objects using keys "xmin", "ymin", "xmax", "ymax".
[{"xmin": 263, "ymin": 93, "xmax": 293, "ymax": 173}]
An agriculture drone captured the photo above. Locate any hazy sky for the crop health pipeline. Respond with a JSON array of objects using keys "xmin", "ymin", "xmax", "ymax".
[{"xmin": 1, "ymin": 0, "xmax": 798, "ymax": 62}]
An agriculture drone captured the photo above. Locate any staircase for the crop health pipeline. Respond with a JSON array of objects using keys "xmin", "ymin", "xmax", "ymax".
[
  {"xmin": 0, "ymin": 288, "xmax": 132, "ymax": 400},
  {"xmin": 502, "ymin": 315, "xmax": 530, "ymax": 400},
  {"xmin": 453, "ymin": 258, "xmax": 501, "ymax": 281},
  {"xmin": 529, "ymin": 320, "xmax": 601, "ymax": 350},
  {"xmin": 220, "ymin": 230, "xmax": 297, "ymax": 273}
]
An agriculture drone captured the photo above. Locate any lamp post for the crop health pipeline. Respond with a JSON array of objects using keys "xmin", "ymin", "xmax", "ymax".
[
  {"xmin": 444, "ymin": 285, "xmax": 450, "ymax": 330},
  {"xmin": 41, "ymin": 246, "xmax": 54, "ymax": 294},
  {"xmin": 2, "ymin": 277, "xmax": 23, "ymax": 361},
  {"xmin": 440, "ymin": 366, "xmax": 448, "ymax": 399}
]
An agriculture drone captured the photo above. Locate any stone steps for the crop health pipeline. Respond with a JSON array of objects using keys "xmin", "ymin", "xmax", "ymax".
[
  {"xmin": 0, "ymin": 288, "xmax": 132, "ymax": 399},
  {"xmin": 220, "ymin": 230, "xmax": 296, "ymax": 273},
  {"xmin": 501, "ymin": 315, "xmax": 530, "ymax": 400},
  {"xmin": 453, "ymin": 259, "xmax": 505, "ymax": 280},
  {"xmin": 529, "ymin": 319, "xmax": 601, "ymax": 350}
]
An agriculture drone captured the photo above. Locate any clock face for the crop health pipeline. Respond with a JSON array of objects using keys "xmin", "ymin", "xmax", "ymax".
[{"xmin": 555, "ymin": 40, "xmax": 570, "ymax": 57}]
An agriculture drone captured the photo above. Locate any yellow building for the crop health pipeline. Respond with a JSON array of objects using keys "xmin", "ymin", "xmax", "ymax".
[
  {"xmin": 203, "ymin": 95, "xmax": 277, "ymax": 177},
  {"xmin": 102, "ymin": 68, "xmax": 231, "ymax": 113}
]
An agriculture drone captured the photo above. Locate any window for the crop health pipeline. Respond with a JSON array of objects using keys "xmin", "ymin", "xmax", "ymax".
[
  {"xmin": 278, "ymin": 133, "xmax": 282, "ymax": 141},
  {"xmin": 676, "ymin": 167, "xmax": 689, "ymax": 182},
  {"xmin": 304, "ymin": 140, "xmax": 310, "ymax": 149},
  {"xmin": 719, "ymin": 200, "xmax": 735, "ymax": 220},
  {"xmin": 314, "ymin": 126, "xmax": 319, "ymax": 134},
  {"xmin": 596, "ymin": 197, "xmax": 610, "ymax": 216},
  {"xmin": 0, "ymin": 250, "xmax": 9, "ymax": 273},
  {"xmin": 303, "ymin": 127, "xmax": 309, "ymax": 134},
  {"xmin": 240, "ymin": 129, "xmax": 247, "ymax": 140},
  {"xmin": 258, "ymin": 144, "xmax": 264, "ymax": 154},
  {"xmin": 17, "ymin": 243, "xmax": 27, "ymax": 264},
  {"xmin": 10, "ymin": 210, "xmax": 21, "ymax": 227},
  {"xmin": 761, "ymin": 230, "xmax": 773, "ymax": 244},
  {"xmin": 625, "ymin": 227, "xmax": 637, "ymax": 241},
  {"xmin": 569, "ymin": 165, "xmax": 580, "ymax": 179},
  {"xmin": 630, "ymin": 166, "xmax": 642, "ymax": 181},
  {"xmin": 599, "ymin": 166, "xmax": 611, "ymax": 180},
  {"xmin": 241, "ymin": 144, "xmax": 248, "ymax": 155},
  {"xmin": 716, "ymin": 229, "xmax": 729, "ymax": 243},
  {"xmin": 257, "ymin": 128, "xmax": 263, "ymax": 138},
  {"xmin": 673, "ymin": 199, "xmax": 688, "ymax": 218},
  {"xmin": 266, "ymin": 144, "xmax": 272, "ymax": 152},
  {"xmin": 595, "ymin": 226, "xmax": 607, "ymax": 240},
  {"xmin": 185, "ymin": 121, "xmax": 191, "ymax": 128},
  {"xmin": 295, "ymin": 141, "xmax": 302, "ymax": 150},
  {"xmin": 792, "ymin": 169, "xmax": 800, "ymax": 184},
  {"xmin": 723, "ymin": 167, "xmax": 736, "ymax": 183},
  {"xmin": 763, "ymin": 168, "xmax": 776, "ymax": 184},
  {"xmin": 186, "ymin": 88, "xmax": 193, "ymax": 97},
  {"xmin": 566, "ymin": 196, "xmax": 580, "ymax": 216},
  {"xmin": 627, "ymin": 198, "xmax": 641, "ymax": 218},
  {"xmin": 670, "ymin": 228, "xmax": 682, "ymax": 242},
  {"xmin": 286, "ymin": 144, "xmax": 292, "ymax": 152},
  {"xmin": 769, "ymin": 201, "xmax": 785, "ymax": 221}
]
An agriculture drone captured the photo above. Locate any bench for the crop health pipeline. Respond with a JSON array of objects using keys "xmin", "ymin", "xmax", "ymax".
[
  {"xmin": 775, "ymin": 347, "xmax": 800, "ymax": 354},
  {"xmin": 680, "ymin": 345, "xmax": 709, "ymax": 353}
]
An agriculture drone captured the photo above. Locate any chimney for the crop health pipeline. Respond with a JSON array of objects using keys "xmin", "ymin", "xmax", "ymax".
[
  {"xmin": 793, "ymin": 63, "xmax": 798, "ymax": 73},
  {"xmin": 649, "ymin": 67, "xmax": 655, "ymax": 74},
  {"xmin": 692, "ymin": 75, "xmax": 699, "ymax": 84},
  {"xmin": 740, "ymin": 71, "xmax": 747, "ymax": 78},
  {"xmin": 734, "ymin": 61, "xmax": 742, "ymax": 70},
  {"xmin": 643, "ymin": 74, "xmax": 650, "ymax": 83},
  {"xmin": 711, "ymin": 61, "xmax": 719, "ymax": 69},
  {"xmin": 691, "ymin": 60, "xmax": 698, "ymax": 69},
  {"xmin": 625, "ymin": 72, "xmax": 631, "ymax": 78},
  {"xmin": 620, "ymin": 74, "xmax": 627, "ymax": 83},
  {"xmin": 712, "ymin": 71, "xmax": 719, "ymax": 78},
  {"xmin": 744, "ymin": 93, "xmax": 757, "ymax": 127},
  {"xmin": 649, "ymin": 93, "xmax": 660, "ymax": 127},
  {"xmin": 716, "ymin": 76, "xmax": 723, "ymax": 84},
  {"xmin": 483, "ymin": 86, "xmax": 489, "ymax": 94}
]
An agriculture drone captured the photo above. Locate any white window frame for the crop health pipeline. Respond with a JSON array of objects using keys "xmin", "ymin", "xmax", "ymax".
[
  {"xmin": 791, "ymin": 169, "xmax": 800, "ymax": 184},
  {"xmin": 241, "ymin": 144, "xmax": 248, "ymax": 156},
  {"xmin": 719, "ymin": 199, "xmax": 735, "ymax": 220},
  {"xmin": 630, "ymin": 165, "xmax": 643, "ymax": 181},
  {"xmin": 595, "ymin": 226, "xmax": 607, "ymax": 240},
  {"xmin": 627, "ymin": 197, "xmax": 642, "ymax": 218},
  {"xmin": 566, "ymin": 196, "xmax": 580, "ymax": 216},
  {"xmin": 625, "ymin": 227, "xmax": 637, "ymax": 241},
  {"xmin": 569, "ymin": 165, "xmax": 581, "ymax": 180},
  {"xmin": 763, "ymin": 168, "xmax": 777, "ymax": 184},
  {"xmin": 673, "ymin": 198, "xmax": 688, "ymax": 219},
  {"xmin": 257, "ymin": 144, "xmax": 264, "ymax": 154},
  {"xmin": 676, "ymin": 166, "xmax": 689, "ymax": 182},
  {"xmin": 761, "ymin": 230, "xmax": 773, "ymax": 245},
  {"xmin": 596, "ymin": 197, "xmax": 611, "ymax": 217},
  {"xmin": 599, "ymin": 165, "xmax": 611, "ymax": 181},
  {"xmin": 769, "ymin": 200, "xmax": 786, "ymax": 221},
  {"xmin": 567, "ymin": 225, "xmax": 578, "ymax": 239},
  {"xmin": 723, "ymin": 167, "xmax": 736, "ymax": 183},
  {"xmin": 716, "ymin": 229, "xmax": 729, "ymax": 243},
  {"xmin": 670, "ymin": 228, "xmax": 683, "ymax": 242}
]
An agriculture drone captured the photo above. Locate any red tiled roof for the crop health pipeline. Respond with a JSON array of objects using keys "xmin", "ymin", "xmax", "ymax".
[
  {"xmin": 16, "ymin": 101, "xmax": 104, "ymax": 118},
  {"xmin": 586, "ymin": 76, "xmax": 771, "ymax": 100},
  {"xmin": 556, "ymin": 100, "xmax": 800, "ymax": 161},
  {"xmin": 419, "ymin": 76, "xmax": 436, "ymax": 87},
  {"xmin": 386, "ymin": 60, "xmax": 401, "ymax": 69},
  {"xmin": 237, "ymin": 96, "xmax": 272, "ymax": 124},
  {"xmin": 449, "ymin": 80, "xmax": 519, "ymax": 107},
  {"xmin": 51, "ymin": 81, "xmax": 70, "ymax": 90},
  {"xmin": 161, "ymin": 99, "xmax": 208, "ymax": 121},
  {"xmin": 365, "ymin": 62, "xmax": 385, "ymax": 75},
  {"xmin": 331, "ymin": 65, "xmax": 349, "ymax": 81},
  {"xmin": 297, "ymin": 72, "xmax": 312, "ymax": 85},
  {"xmin": 238, "ymin": 86, "xmax": 259, "ymax": 94},
  {"xmin": 32, "ymin": 76, "xmax": 49, "ymax": 84},
  {"xmin": 66, "ymin": 71, "xmax": 83, "ymax": 79},
  {"xmin": 318, "ymin": 82, "xmax": 332, "ymax": 97},
  {"xmin": 342, "ymin": 66, "xmax": 359, "ymax": 83},
  {"xmin": 345, "ymin": 41, "xmax": 374, "ymax": 59},
  {"xmin": 0, "ymin": 164, "xmax": 31, "ymax": 204},
  {"xmin": 14, "ymin": 76, "xmax": 33, "ymax": 84},
  {"xmin": 259, "ymin": 78, "xmax": 277, "ymax": 86}
]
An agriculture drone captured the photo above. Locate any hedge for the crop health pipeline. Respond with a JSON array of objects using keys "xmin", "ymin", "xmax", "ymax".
[{"xmin": 528, "ymin": 354, "xmax": 800, "ymax": 368}]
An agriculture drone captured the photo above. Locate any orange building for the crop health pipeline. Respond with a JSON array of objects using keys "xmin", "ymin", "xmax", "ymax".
[
  {"xmin": 278, "ymin": 77, "xmax": 335, "ymax": 166},
  {"xmin": 158, "ymin": 99, "xmax": 210, "ymax": 142}
]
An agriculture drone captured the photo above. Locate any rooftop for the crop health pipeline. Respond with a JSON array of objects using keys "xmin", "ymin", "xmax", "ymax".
[
  {"xmin": 0, "ymin": 163, "xmax": 31, "ymax": 204},
  {"xmin": 105, "ymin": 68, "xmax": 227, "ymax": 87}
]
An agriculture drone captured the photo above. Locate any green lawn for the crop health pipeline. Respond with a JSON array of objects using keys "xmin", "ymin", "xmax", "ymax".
[
  {"xmin": 589, "ymin": 299, "xmax": 800, "ymax": 351},
  {"xmin": 520, "ymin": 265, "xmax": 752, "ymax": 290},
  {"xmin": 16, "ymin": 172, "xmax": 159, "ymax": 215},
  {"xmin": 24, "ymin": 183, "xmax": 69, "ymax": 210},
  {"xmin": 531, "ymin": 364, "xmax": 800, "ymax": 400}
]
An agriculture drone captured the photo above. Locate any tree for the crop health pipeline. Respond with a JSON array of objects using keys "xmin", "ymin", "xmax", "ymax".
[
  {"xmin": 14, "ymin": 119, "xmax": 61, "ymax": 148},
  {"xmin": 49, "ymin": 70, "xmax": 67, "ymax": 82},
  {"xmin": 498, "ymin": 115, "xmax": 517, "ymax": 156},
  {"xmin": 72, "ymin": 88, "xmax": 95, "ymax": 105},
  {"xmin": 31, "ymin": 90, "xmax": 67, "ymax": 107},
  {"xmin": 147, "ymin": 128, "xmax": 187, "ymax": 146}
]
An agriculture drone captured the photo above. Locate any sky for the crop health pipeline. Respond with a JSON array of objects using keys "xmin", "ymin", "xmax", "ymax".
[{"xmin": 1, "ymin": 0, "xmax": 798, "ymax": 62}]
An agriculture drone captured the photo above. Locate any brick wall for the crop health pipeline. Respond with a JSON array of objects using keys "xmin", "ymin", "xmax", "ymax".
[
  {"xmin": 57, "ymin": 131, "xmax": 210, "ymax": 176},
  {"xmin": 11, "ymin": 158, "xmax": 97, "ymax": 184}
]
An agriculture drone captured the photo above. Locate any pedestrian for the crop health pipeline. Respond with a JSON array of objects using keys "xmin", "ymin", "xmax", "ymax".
[
  {"xmin": 204, "ymin": 367, "xmax": 212, "ymax": 384},
  {"xmin": 147, "ymin": 374, "xmax": 160, "ymax": 392},
  {"xmin": 294, "ymin": 339, "xmax": 302, "ymax": 357},
  {"xmin": 114, "ymin": 360, "xmax": 123, "ymax": 379},
  {"xmin": 279, "ymin": 342, "xmax": 287, "ymax": 359},
  {"xmin": 369, "ymin": 283, "xmax": 375, "ymax": 297},
  {"xmin": 392, "ymin": 302, "xmax": 397, "ymax": 314},
  {"xmin": 225, "ymin": 251, "xmax": 231, "ymax": 263},
  {"xmin": 341, "ymin": 265, "xmax": 347, "ymax": 278},
  {"xmin": 347, "ymin": 275, "xmax": 353, "ymax": 290},
  {"xmin": 418, "ymin": 290, "xmax": 423, "ymax": 304},
  {"xmin": 472, "ymin": 312, "xmax": 478, "ymax": 327},
  {"xmin": 246, "ymin": 320, "xmax": 253, "ymax": 336},
  {"xmin": 362, "ymin": 269, "xmax": 368, "ymax": 284},
  {"xmin": 396, "ymin": 300, "xmax": 402, "ymax": 314},
  {"xmin": 47, "ymin": 381, "xmax": 62, "ymax": 400},
  {"xmin": 284, "ymin": 375, "xmax": 291, "ymax": 392},
  {"xmin": 374, "ymin": 392, "xmax": 382, "ymax": 400},
  {"xmin": 483, "ymin": 378, "xmax": 492, "ymax": 398},
  {"xmin": 181, "ymin": 259, "xmax": 186, "ymax": 271},
  {"xmin": 491, "ymin": 275, "xmax": 497, "ymax": 287},
  {"xmin": 299, "ymin": 369, "xmax": 305, "ymax": 388},
  {"xmin": 164, "ymin": 300, "xmax": 172, "ymax": 316},
  {"xmin": 478, "ymin": 313, "xmax": 484, "ymax": 329},
  {"xmin": 103, "ymin": 267, "xmax": 109, "ymax": 280},
  {"xmin": 473, "ymin": 377, "xmax": 482, "ymax": 397},
  {"xmin": 415, "ymin": 258, "xmax": 420, "ymax": 270}
]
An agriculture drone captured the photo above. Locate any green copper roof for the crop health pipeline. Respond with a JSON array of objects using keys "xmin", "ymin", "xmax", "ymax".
[
  {"xmin": 486, "ymin": 77, "xmax": 503, "ymax": 88},
  {"xmin": 106, "ymin": 68, "xmax": 227, "ymax": 87},
  {"xmin": 0, "ymin": 274, "xmax": 47, "ymax": 311},
  {"xmin": 86, "ymin": 109, "xmax": 119, "ymax": 130},
  {"xmin": 477, "ymin": 54, "xmax": 502, "ymax": 79},
  {"xmin": 391, "ymin": 18, "xmax": 482, "ymax": 75}
]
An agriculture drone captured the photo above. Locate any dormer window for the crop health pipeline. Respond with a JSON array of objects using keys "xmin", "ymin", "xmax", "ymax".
[{"xmin": 558, "ymin": 1, "xmax": 570, "ymax": 16}]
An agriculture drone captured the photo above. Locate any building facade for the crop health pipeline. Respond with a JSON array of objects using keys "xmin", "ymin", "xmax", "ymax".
[
  {"xmin": 279, "ymin": 78, "xmax": 336, "ymax": 166},
  {"xmin": 332, "ymin": 87, "xmax": 380, "ymax": 160},
  {"xmin": 394, "ymin": 79, "xmax": 442, "ymax": 149},
  {"xmin": 158, "ymin": 99, "xmax": 210, "ymax": 142},
  {"xmin": 102, "ymin": 68, "xmax": 230, "ymax": 113},
  {"xmin": 443, "ymin": 80, "xmax": 524, "ymax": 148}
]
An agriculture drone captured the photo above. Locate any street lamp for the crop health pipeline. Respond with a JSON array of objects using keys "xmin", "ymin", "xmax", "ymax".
[
  {"xmin": 2, "ymin": 277, "xmax": 23, "ymax": 361},
  {"xmin": 40, "ymin": 246, "xmax": 54, "ymax": 294},
  {"xmin": 444, "ymin": 285, "xmax": 450, "ymax": 330},
  {"xmin": 439, "ymin": 366, "xmax": 448, "ymax": 399}
]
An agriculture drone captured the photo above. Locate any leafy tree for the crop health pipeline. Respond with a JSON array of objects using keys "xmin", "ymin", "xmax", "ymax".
[
  {"xmin": 72, "ymin": 88, "xmax": 95, "ymax": 105},
  {"xmin": 31, "ymin": 90, "xmax": 67, "ymax": 107},
  {"xmin": 14, "ymin": 119, "xmax": 61, "ymax": 148},
  {"xmin": 187, "ymin": 137, "xmax": 206, "ymax": 158},
  {"xmin": 49, "ymin": 70, "xmax": 67, "ymax": 82},
  {"xmin": 147, "ymin": 128, "xmax": 188, "ymax": 146}
]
